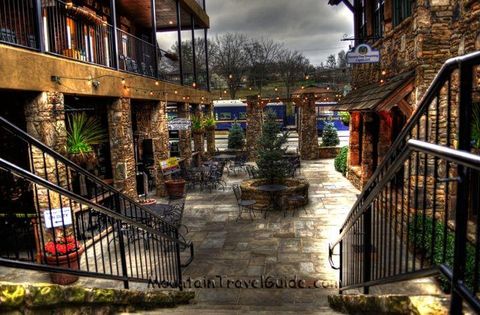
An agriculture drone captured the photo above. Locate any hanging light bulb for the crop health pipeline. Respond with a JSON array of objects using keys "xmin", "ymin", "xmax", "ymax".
[
  {"xmin": 121, "ymin": 78, "xmax": 126, "ymax": 85},
  {"xmin": 155, "ymin": 81, "xmax": 159, "ymax": 86}
]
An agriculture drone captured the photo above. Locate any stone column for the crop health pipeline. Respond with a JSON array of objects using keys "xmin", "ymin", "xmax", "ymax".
[
  {"xmin": 177, "ymin": 102, "xmax": 192, "ymax": 166},
  {"xmin": 134, "ymin": 101, "xmax": 170, "ymax": 197},
  {"xmin": 377, "ymin": 111, "xmax": 392, "ymax": 164},
  {"xmin": 192, "ymin": 104, "xmax": 205, "ymax": 161},
  {"xmin": 246, "ymin": 96, "xmax": 263, "ymax": 161},
  {"xmin": 205, "ymin": 103, "xmax": 216, "ymax": 157},
  {"xmin": 360, "ymin": 112, "xmax": 379, "ymax": 186},
  {"xmin": 107, "ymin": 98, "xmax": 137, "ymax": 199},
  {"xmin": 298, "ymin": 93, "xmax": 319, "ymax": 160},
  {"xmin": 348, "ymin": 112, "xmax": 362, "ymax": 166}
]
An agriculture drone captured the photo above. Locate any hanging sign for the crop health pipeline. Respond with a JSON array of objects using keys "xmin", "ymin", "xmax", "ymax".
[
  {"xmin": 168, "ymin": 118, "xmax": 191, "ymax": 131},
  {"xmin": 346, "ymin": 44, "xmax": 380, "ymax": 64},
  {"xmin": 160, "ymin": 157, "xmax": 181, "ymax": 175},
  {"xmin": 44, "ymin": 207, "xmax": 73, "ymax": 229}
]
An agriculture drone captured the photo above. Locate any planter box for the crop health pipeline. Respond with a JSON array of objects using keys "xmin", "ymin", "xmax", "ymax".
[{"xmin": 318, "ymin": 146, "xmax": 342, "ymax": 159}]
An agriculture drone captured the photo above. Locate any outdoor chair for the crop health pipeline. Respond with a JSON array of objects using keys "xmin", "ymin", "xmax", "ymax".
[
  {"xmin": 205, "ymin": 164, "xmax": 227, "ymax": 191},
  {"xmin": 228, "ymin": 154, "xmax": 247, "ymax": 175},
  {"xmin": 246, "ymin": 165, "xmax": 260, "ymax": 179},
  {"xmin": 232, "ymin": 184, "xmax": 256, "ymax": 221}
]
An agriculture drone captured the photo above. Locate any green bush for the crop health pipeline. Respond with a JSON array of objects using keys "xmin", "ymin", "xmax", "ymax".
[
  {"xmin": 227, "ymin": 122, "xmax": 245, "ymax": 150},
  {"xmin": 339, "ymin": 112, "xmax": 350, "ymax": 126},
  {"xmin": 321, "ymin": 122, "xmax": 340, "ymax": 147},
  {"xmin": 408, "ymin": 214, "xmax": 477, "ymax": 292},
  {"xmin": 334, "ymin": 146, "xmax": 348, "ymax": 176}
]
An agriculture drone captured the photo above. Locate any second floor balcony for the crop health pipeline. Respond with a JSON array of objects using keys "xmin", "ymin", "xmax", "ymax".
[{"xmin": 0, "ymin": 0, "xmax": 210, "ymax": 90}]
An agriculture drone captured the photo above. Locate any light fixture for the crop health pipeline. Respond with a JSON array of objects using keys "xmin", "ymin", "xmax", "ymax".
[
  {"xmin": 168, "ymin": 20, "xmax": 174, "ymax": 25},
  {"xmin": 149, "ymin": 91, "xmax": 154, "ymax": 96},
  {"xmin": 192, "ymin": 82, "xmax": 196, "ymax": 88},
  {"xmin": 174, "ymin": 90, "xmax": 178, "ymax": 94},
  {"xmin": 92, "ymin": 79, "xmax": 100, "ymax": 89},
  {"xmin": 249, "ymin": 87, "xmax": 252, "ymax": 90},
  {"xmin": 274, "ymin": 88, "xmax": 278, "ymax": 92},
  {"xmin": 121, "ymin": 78, "xmax": 126, "ymax": 85},
  {"xmin": 301, "ymin": 86, "xmax": 304, "ymax": 89},
  {"xmin": 381, "ymin": 70, "xmax": 386, "ymax": 76},
  {"xmin": 155, "ymin": 81, "xmax": 159, "ymax": 86},
  {"xmin": 228, "ymin": 74, "xmax": 233, "ymax": 79},
  {"xmin": 223, "ymin": 90, "xmax": 227, "ymax": 94}
]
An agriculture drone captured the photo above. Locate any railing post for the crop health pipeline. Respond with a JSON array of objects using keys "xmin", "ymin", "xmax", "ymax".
[
  {"xmin": 110, "ymin": 0, "xmax": 120, "ymax": 70},
  {"xmin": 150, "ymin": 0, "xmax": 158, "ymax": 78},
  {"xmin": 449, "ymin": 61, "xmax": 473, "ymax": 314},
  {"xmin": 33, "ymin": 0, "xmax": 45, "ymax": 52},
  {"xmin": 114, "ymin": 194, "xmax": 129, "ymax": 289},
  {"xmin": 363, "ymin": 205, "xmax": 372, "ymax": 294},
  {"xmin": 339, "ymin": 228, "xmax": 343, "ymax": 294},
  {"xmin": 174, "ymin": 229, "xmax": 183, "ymax": 291},
  {"xmin": 176, "ymin": 0, "xmax": 184, "ymax": 85}
]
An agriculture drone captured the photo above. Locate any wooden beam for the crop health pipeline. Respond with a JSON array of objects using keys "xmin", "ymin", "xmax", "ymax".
[
  {"xmin": 341, "ymin": 0, "xmax": 355, "ymax": 12},
  {"xmin": 398, "ymin": 99, "xmax": 413, "ymax": 116},
  {"xmin": 376, "ymin": 79, "xmax": 415, "ymax": 113}
]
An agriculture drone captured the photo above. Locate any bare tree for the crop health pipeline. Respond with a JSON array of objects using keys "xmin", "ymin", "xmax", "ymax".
[
  {"xmin": 211, "ymin": 33, "xmax": 248, "ymax": 99},
  {"xmin": 244, "ymin": 38, "xmax": 282, "ymax": 94},
  {"xmin": 276, "ymin": 49, "xmax": 310, "ymax": 100}
]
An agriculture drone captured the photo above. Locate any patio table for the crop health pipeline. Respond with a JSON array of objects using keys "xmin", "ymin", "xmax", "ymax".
[{"xmin": 256, "ymin": 184, "xmax": 287, "ymax": 218}]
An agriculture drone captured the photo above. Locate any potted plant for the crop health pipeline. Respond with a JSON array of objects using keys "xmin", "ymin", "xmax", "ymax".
[
  {"xmin": 44, "ymin": 231, "xmax": 84, "ymax": 285},
  {"xmin": 191, "ymin": 116, "xmax": 204, "ymax": 134},
  {"xmin": 66, "ymin": 112, "xmax": 106, "ymax": 169},
  {"xmin": 165, "ymin": 178, "xmax": 186, "ymax": 199},
  {"xmin": 203, "ymin": 116, "xmax": 216, "ymax": 131}
]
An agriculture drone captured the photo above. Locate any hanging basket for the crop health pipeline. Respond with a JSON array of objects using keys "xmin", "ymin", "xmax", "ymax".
[{"xmin": 165, "ymin": 179, "xmax": 186, "ymax": 198}]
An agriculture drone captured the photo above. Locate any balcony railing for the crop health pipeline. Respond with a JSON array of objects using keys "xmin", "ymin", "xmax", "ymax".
[
  {"xmin": 117, "ymin": 30, "xmax": 156, "ymax": 77},
  {"xmin": 0, "ymin": 0, "xmax": 39, "ymax": 50}
]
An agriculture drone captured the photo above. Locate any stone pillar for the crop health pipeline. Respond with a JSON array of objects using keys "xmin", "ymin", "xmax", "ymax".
[
  {"xmin": 177, "ymin": 102, "xmax": 192, "ymax": 166},
  {"xmin": 107, "ymin": 98, "xmax": 137, "ymax": 199},
  {"xmin": 377, "ymin": 111, "xmax": 392, "ymax": 164},
  {"xmin": 24, "ymin": 91, "xmax": 69, "ymax": 247},
  {"xmin": 360, "ymin": 112, "xmax": 378, "ymax": 186},
  {"xmin": 205, "ymin": 103, "xmax": 216, "ymax": 157},
  {"xmin": 349, "ymin": 112, "xmax": 362, "ymax": 166},
  {"xmin": 298, "ymin": 93, "xmax": 319, "ymax": 160},
  {"xmin": 246, "ymin": 96, "xmax": 263, "ymax": 161},
  {"xmin": 192, "ymin": 104, "xmax": 205, "ymax": 161},
  {"xmin": 134, "ymin": 101, "xmax": 170, "ymax": 197}
]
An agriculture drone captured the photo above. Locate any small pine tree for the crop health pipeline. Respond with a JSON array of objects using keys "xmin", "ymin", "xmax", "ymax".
[
  {"xmin": 227, "ymin": 121, "xmax": 245, "ymax": 149},
  {"xmin": 256, "ymin": 110, "xmax": 290, "ymax": 183},
  {"xmin": 321, "ymin": 122, "xmax": 340, "ymax": 147}
]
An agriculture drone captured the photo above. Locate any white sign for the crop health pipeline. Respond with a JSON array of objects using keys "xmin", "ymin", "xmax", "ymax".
[
  {"xmin": 44, "ymin": 207, "xmax": 73, "ymax": 229},
  {"xmin": 168, "ymin": 118, "xmax": 191, "ymax": 131},
  {"xmin": 346, "ymin": 44, "xmax": 380, "ymax": 64}
]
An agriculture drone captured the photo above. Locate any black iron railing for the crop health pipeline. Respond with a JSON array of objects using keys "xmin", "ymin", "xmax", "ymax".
[
  {"xmin": 0, "ymin": 158, "xmax": 187, "ymax": 289},
  {"xmin": 0, "ymin": 0, "xmax": 39, "ymax": 50},
  {"xmin": 43, "ymin": 0, "xmax": 116, "ymax": 68},
  {"xmin": 328, "ymin": 51, "xmax": 480, "ymax": 314},
  {"xmin": 117, "ymin": 29, "xmax": 157, "ymax": 77},
  {"xmin": 0, "ymin": 116, "xmax": 194, "ymax": 279}
]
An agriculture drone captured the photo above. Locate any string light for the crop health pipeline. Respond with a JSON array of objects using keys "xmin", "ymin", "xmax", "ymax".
[
  {"xmin": 155, "ymin": 81, "xmax": 159, "ymax": 86},
  {"xmin": 121, "ymin": 78, "xmax": 126, "ymax": 85}
]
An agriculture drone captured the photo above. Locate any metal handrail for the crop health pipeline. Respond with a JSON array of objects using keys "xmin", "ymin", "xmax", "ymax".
[{"xmin": 0, "ymin": 116, "xmax": 176, "ymax": 231}]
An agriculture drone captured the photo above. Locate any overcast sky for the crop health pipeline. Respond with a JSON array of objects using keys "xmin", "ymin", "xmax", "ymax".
[{"xmin": 206, "ymin": 0, "xmax": 353, "ymax": 66}]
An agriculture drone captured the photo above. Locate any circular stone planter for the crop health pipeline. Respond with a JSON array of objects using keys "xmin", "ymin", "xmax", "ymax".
[{"xmin": 240, "ymin": 178, "xmax": 309, "ymax": 210}]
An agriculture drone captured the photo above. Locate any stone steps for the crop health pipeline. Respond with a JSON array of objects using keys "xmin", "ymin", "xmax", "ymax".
[{"xmin": 139, "ymin": 305, "xmax": 342, "ymax": 314}]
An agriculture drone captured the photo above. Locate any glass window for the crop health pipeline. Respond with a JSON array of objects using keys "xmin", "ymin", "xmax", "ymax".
[
  {"xmin": 393, "ymin": 0, "xmax": 413, "ymax": 26},
  {"xmin": 219, "ymin": 112, "xmax": 231, "ymax": 120},
  {"xmin": 359, "ymin": 0, "xmax": 367, "ymax": 40},
  {"xmin": 239, "ymin": 112, "xmax": 247, "ymax": 120},
  {"xmin": 373, "ymin": 0, "xmax": 384, "ymax": 38}
]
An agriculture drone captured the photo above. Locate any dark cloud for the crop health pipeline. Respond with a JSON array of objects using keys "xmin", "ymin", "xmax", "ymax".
[{"xmin": 206, "ymin": 0, "xmax": 353, "ymax": 65}]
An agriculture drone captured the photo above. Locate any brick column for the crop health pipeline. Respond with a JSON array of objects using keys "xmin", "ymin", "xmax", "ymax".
[
  {"xmin": 349, "ymin": 112, "xmax": 362, "ymax": 166},
  {"xmin": 205, "ymin": 103, "xmax": 216, "ymax": 157},
  {"xmin": 192, "ymin": 104, "xmax": 205, "ymax": 160},
  {"xmin": 377, "ymin": 111, "xmax": 392, "ymax": 164},
  {"xmin": 298, "ymin": 93, "xmax": 319, "ymax": 160},
  {"xmin": 360, "ymin": 112, "xmax": 379, "ymax": 186},
  {"xmin": 177, "ymin": 102, "xmax": 192, "ymax": 166},
  {"xmin": 107, "ymin": 98, "xmax": 137, "ymax": 198},
  {"xmin": 246, "ymin": 96, "xmax": 263, "ymax": 161}
]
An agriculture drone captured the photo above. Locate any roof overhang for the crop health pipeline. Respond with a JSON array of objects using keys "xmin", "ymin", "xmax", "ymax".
[{"xmin": 334, "ymin": 71, "xmax": 415, "ymax": 114}]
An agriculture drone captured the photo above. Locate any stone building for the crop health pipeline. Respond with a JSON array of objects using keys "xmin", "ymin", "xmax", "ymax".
[
  {"xmin": 329, "ymin": 0, "xmax": 480, "ymax": 189},
  {"xmin": 0, "ymin": 0, "xmax": 213, "ymax": 199}
]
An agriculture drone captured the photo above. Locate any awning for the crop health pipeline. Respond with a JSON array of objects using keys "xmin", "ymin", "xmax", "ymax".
[{"xmin": 334, "ymin": 71, "xmax": 415, "ymax": 112}]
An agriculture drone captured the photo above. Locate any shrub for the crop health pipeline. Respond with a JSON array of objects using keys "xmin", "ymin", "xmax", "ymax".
[
  {"xmin": 256, "ymin": 110, "xmax": 290, "ymax": 183},
  {"xmin": 227, "ymin": 121, "xmax": 245, "ymax": 150},
  {"xmin": 321, "ymin": 122, "xmax": 340, "ymax": 147},
  {"xmin": 334, "ymin": 146, "xmax": 348, "ymax": 176},
  {"xmin": 408, "ymin": 214, "xmax": 478, "ymax": 292},
  {"xmin": 339, "ymin": 112, "xmax": 350, "ymax": 126},
  {"xmin": 191, "ymin": 116, "xmax": 204, "ymax": 132}
]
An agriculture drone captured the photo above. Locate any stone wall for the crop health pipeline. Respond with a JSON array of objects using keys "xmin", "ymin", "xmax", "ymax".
[
  {"xmin": 298, "ymin": 94, "xmax": 319, "ymax": 160},
  {"xmin": 360, "ymin": 112, "xmax": 378, "ymax": 186},
  {"xmin": 107, "ymin": 98, "xmax": 137, "ymax": 199},
  {"xmin": 246, "ymin": 96, "xmax": 263, "ymax": 161},
  {"xmin": 205, "ymin": 103, "xmax": 216, "ymax": 157},
  {"xmin": 318, "ymin": 146, "xmax": 342, "ymax": 159}
]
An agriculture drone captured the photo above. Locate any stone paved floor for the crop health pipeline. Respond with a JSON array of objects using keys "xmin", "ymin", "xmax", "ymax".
[{"xmin": 0, "ymin": 159, "xmax": 443, "ymax": 314}]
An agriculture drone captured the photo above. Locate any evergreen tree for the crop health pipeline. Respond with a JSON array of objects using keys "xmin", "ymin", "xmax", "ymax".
[
  {"xmin": 321, "ymin": 122, "xmax": 340, "ymax": 147},
  {"xmin": 256, "ymin": 110, "xmax": 290, "ymax": 183},
  {"xmin": 227, "ymin": 121, "xmax": 245, "ymax": 149}
]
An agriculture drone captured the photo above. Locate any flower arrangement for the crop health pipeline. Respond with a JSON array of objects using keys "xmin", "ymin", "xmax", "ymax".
[{"xmin": 44, "ymin": 234, "xmax": 80, "ymax": 257}]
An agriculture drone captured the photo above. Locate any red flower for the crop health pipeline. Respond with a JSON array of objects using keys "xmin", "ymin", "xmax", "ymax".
[{"xmin": 44, "ymin": 235, "xmax": 80, "ymax": 256}]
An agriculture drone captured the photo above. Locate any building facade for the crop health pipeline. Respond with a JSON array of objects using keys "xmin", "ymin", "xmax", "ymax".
[
  {"xmin": 330, "ymin": 0, "xmax": 480, "ymax": 189},
  {"xmin": 0, "ymin": 0, "xmax": 214, "ymax": 199}
]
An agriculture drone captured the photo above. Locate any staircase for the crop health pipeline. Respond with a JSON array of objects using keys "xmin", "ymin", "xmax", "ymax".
[
  {"xmin": 0, "ymin": 116, "xmax": 193, "ymax": 290},
  {"xmin": 328, "ymin": 51, "xmax": 480, "ymax": 314}
]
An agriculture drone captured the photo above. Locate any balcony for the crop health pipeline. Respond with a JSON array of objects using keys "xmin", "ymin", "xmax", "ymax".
[{"xmin": 0, "ymin": 0, "xmax": 209, "ymax": 90}]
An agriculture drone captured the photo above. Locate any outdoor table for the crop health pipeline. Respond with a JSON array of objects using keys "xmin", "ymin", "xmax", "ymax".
[{"xmin": 256, "ymin": 184, "xmax": 287, "ymax": 218}]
